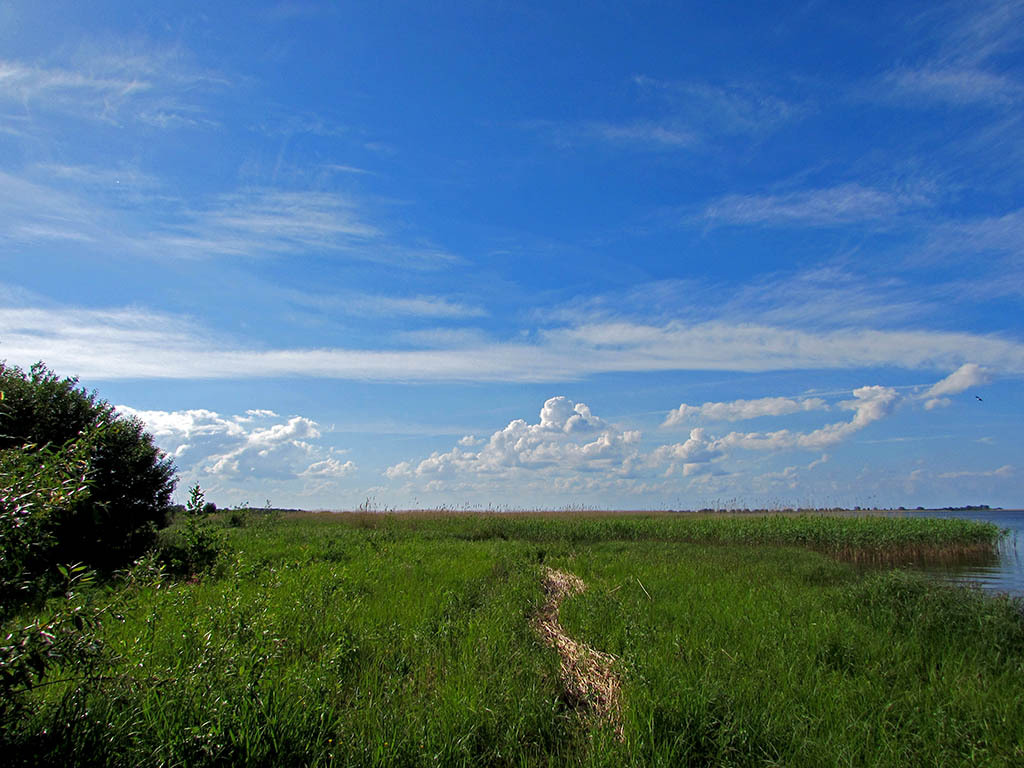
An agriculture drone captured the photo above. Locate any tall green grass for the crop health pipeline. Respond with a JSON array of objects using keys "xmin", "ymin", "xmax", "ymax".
[
  {"xmin": 558, "ymin": 542, "xmax": 1024, "ymax": 766},
  {"xmin": 2, "ymin": 514, "xmax": 1020, "ymax": 767},
  {"xmin": 269, "ymin": 510, "xmax": 1004, "ymax": 563}
]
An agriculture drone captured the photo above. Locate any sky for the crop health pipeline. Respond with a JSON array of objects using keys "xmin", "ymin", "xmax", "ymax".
[{"xmin": 1, "ymin": 0, "xmax": 1023, "ymax": 510}]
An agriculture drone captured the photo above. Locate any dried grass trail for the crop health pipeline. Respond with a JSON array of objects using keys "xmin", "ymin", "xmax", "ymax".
[{"xmin": 533, "ymin": 567, "xmax": 623, "ymax": 739}]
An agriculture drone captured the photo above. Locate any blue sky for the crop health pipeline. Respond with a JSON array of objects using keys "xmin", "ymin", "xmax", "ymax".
[{"xmin": 2, "ymin": 0, "xmax": 1022, "ymax": 510}]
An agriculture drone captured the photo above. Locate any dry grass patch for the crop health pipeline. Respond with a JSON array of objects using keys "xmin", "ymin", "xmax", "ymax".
[{"xmin": 533, "ymin": 567, "xmax": 623, "ymax": 739}]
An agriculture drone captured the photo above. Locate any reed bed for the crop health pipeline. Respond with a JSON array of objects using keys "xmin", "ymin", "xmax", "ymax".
[{"xmin": 277, "ymin": 510, "xmax": 1004, "ymax": 565}]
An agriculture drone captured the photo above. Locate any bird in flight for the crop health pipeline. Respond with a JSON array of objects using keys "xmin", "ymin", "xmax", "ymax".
[{"xmin": 975, "ymin": 395, "xmax": 983, "ymax": 402}]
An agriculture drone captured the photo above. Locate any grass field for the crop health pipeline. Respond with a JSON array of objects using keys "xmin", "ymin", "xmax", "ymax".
[{"xmin": 4, "ymin": 512, "xmax": 1023, "ymax": 767}]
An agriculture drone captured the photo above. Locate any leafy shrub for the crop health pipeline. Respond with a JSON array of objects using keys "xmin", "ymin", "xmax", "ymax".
[
  {"xmin": 0, "ymin": 564, "xmax": 104, "ymax": 719},
  {"xmin": 0, "ymin": 361, "xmax": 176, "ymax": 572},
  {"xmin": 226, "ymin": 505, "xmax": 251, "ymax": 528},
  {"xmin": 0, "ymin": 440, "xmax": 91, "ymax": 610},
  {"xmin": 155, "ymin": 485, "xmax": 227, "ymax": 577}
]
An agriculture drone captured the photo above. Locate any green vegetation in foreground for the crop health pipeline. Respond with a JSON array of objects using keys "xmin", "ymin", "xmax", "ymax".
[{"xmin": 3, "ymin": 513, "xmax": 1022, "ymax": 767}]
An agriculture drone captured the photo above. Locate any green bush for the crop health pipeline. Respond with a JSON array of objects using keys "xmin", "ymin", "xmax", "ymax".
[
  {"xmin": 0, "ymin": 564, "xmax": 104, "ymax": 719},
  {"xmin": 155, "ymin": 485, "xmax": 227, "ymax": 577},
  {"xmin": 226, "ymin": 505, "xmax": 251, "ymax": 528},
  {"xmin": 0, "ymin": 440, "xmax": 91, "ymax": 609},
  {"xmin": 0, "ymin": 362, "xmax": 176, "ymax": 573}
]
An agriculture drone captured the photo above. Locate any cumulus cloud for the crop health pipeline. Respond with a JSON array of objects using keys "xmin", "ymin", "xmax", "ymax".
[
  {"xmin": 380, "ymin": 364, "xmax": 1011, "ymax": 503},
  {"xmin": 116, "ymin": 405, "xmax": 352, "ymax": 484},
  {"xmin": 243, "ymin": 409, "xmax": 278, "ymax": 419},
  {"xmin": 923, "ymin": 363, "xmax": 990, "ymax": 398},
  {"xmin": 714, "ymin": 386, "xmax": 900, "ymax": 451},
  {"xmin": 383, "ymin": 396, "xmax": 641, "ymax": 482},
  {"xmin": 702, "ymin": 366, "xmax": 983, "ymax": 459},
  {"xmin": 384, "ymin": 368, "xmax": 990, "ymax": 496},
  {"xmin": 301, "ymin": 458, "xmax": 357, "ymax": 478},
  {"xmin": 646, "ymin": 386, "xmax": 899, "ymax": 478},
  {"xmin": 754, "ymin": 454, "xmax": 829, "ymax": 490},
  {"xmin": 539, "ymin": 396, "xmax": 607, "ymax": 432},
  {"xmin": 651, "ymin": 428, "xmax": 723, "ymax": 464},
  {"xmin": 808, "ymin": 454, "xmax": 830, "ymax": 470},
  {"xmin": 663, "ymin": 396, "xmax": 827, "ymax": 426}
]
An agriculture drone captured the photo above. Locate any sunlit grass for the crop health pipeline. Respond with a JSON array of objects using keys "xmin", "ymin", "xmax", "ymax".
[{"xmin": 4, "ymin": 513, "xmax": 1020, "ymax": 767}]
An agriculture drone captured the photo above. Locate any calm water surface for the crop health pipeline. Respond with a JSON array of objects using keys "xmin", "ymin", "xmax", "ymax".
[{"xmin": 893, "ymin": 509, "xmax": 1024, "ymax": 597}]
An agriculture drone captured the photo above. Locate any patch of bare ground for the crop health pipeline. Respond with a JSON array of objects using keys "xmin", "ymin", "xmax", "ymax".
[{"xmin": 533, "ymin": 567, "xmax": 623, "ymax": 739}]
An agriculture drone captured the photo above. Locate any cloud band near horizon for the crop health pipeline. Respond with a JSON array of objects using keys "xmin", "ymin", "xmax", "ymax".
[{"xmin": 1, "ymin": 305, "xmax": 1022, "ymax": 381}]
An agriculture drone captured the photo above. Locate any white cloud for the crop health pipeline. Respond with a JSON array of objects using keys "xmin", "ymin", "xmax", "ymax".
[
  {"xmin": 923, "ymin": 362, "xmax": 990, "ymax": 397},
  {"xmin": 0, "ymin": 49, "xmax": 225, "ymax": 127},
  {"xmin": 383, "ymin": 461, "xmax": 414, "ymax": 479},
  {"xmin": 650, "ymin": 428, "xmax": 725, "ymax": 472},
  {"xmin": 715, "ymin": 266, "xmax": 936, "ymax": 328},
  {"xmin": 534, "ymin": 76, "xmax": 800, "ymax": 154},
  {"xmin": 631, "ymin": 76, "xmax": 802, "ymax": 136},
  {"xmin": 383, "ymin": 396, "xmax": 642, "ymax": 482},
  {"xmin": 4, "ymin": 306, "xmax": 1024, "ymax": 382},
  {"xmin": 754, "ymin": 454, "xmax": 828, "ymax": 490},
  {"xmin": 161, "ymin": 186, "xmax": 457, "ymax": 265},
  {"xmin": 585, "ymin": 120, "xmax": 697, "ymax": 148},
  {"xmin": 693, "ymin": 367, "xmax": 981, "ymax": 461},
  {"xmin": 0, "ymin": 163, "xmax": 458, "ymax": 269},
  {"xmin": 712, "ymin": 386, "xmax": 900, "ymax": 452},
  {"xmin": 539, "ymin": 396, "xmax": 607, "ymax": 432},
  {"xmin": 286, "ymin": 291, "xmax": 486, "ymax": 319},
  {"xmin": 116, "ymin": 407, "xmax": 247, "ymax": 440},
  {"xmin": 940, "ymin": 0, "xmax": 1024, "ymax": 65},
  {"xmin": 0, "ymin": 169, "xmax": 112, "ymax": 246},
  {"xmin": 808, "ymin": 454, "xmax": 829, "ymax": 470},
  {"xmin": 539, "ymin": 322, "xmax": 1024, "ymax": 378},
  {"xmin": 663, "ymin": 396, "xmax": 827, "ymax": 426},
  {"xmin": 703, "ymin": 183, "xmax": 931, "ymax": 227},
  {"xmin": 0, "ymin": 59, "xmax": 151, "ymax": 112},
  {"xmin": 243, "ymin": 409, "xmax": 278, "ymax": 419},
  {"xmin": 301, "ymin": 458, "xmax": 357, "ymax": 478},
  {"xmin": 361, "ymin": 295, "xmax": 485, "ymax": 318},
  {"xmin": 528, "ymin": 117, "xmax": 697, "ymax": 152},
  {"xmin": 878, "ymin": 1, "xmax": 1024, "ymax": 109},
  {"xmin": 937, "ymin": 465, "xmax": 1013, "ymax": 479},
  {"xmin": 116, "ymin": 405, "xmax": 350, "ymax": 485},
  {"xmin": 883, "ymin": 66, "xmax": 1023, "ymax": 106},
  {"xmin": 324, "ymin": 164, "xmax": 374, "ymax": 176},
  {"xmin": 154, "ymin": 188, "xmax": 380, "ymax": 259},
  {"xmin": 924, "ymin": 397, "xmax": 952, "ymax": 410},
  {"xmin": 248, "ymin": 416, "xmax": 320, "ymax": 446},
  {"xmin": 378, "ymin": 368, "xmax": 1015, "ymax": 504},
  {"xmin": 648, "ymin": 387, "xmax": 896, "ymax": 481},
  {"xmin": 933, "ymin": 208, "xmax": 1024, "ymax": 259}
]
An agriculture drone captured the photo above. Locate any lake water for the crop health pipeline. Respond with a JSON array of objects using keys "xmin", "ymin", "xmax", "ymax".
[{"xmin": 890, "ymin": 509, "xmax": 1024, "ymax": 597}]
